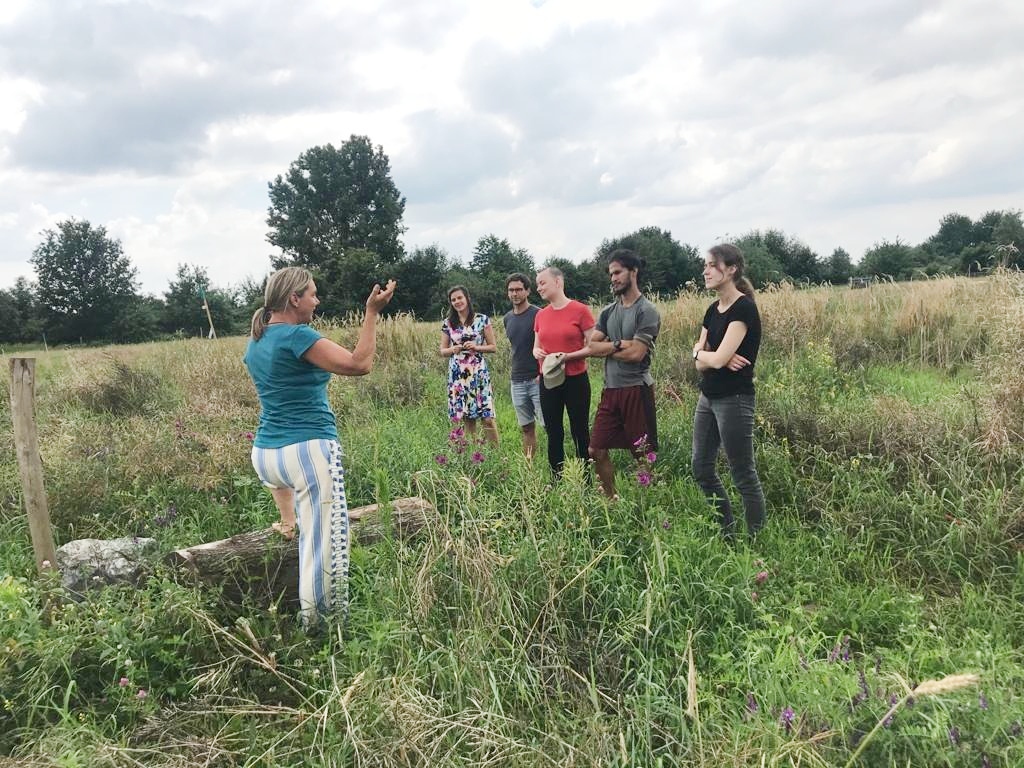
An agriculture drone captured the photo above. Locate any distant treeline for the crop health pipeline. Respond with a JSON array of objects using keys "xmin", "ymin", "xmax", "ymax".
[{"xmin": 2, "ymin": 134, "xmax": 1021, "ymax": 345}]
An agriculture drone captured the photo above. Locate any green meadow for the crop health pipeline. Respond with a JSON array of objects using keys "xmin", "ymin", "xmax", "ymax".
[{"xmin": 1, "ymin": 274, "xmax": 1022, "ymax": 767}]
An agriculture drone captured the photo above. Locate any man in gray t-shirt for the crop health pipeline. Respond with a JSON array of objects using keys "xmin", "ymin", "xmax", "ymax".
[
  {"xmin": 502, "ymin": 273, "xmax": 545, "ymax": 458},
  {"xmin": 581, "ymin": 249, "xmax": 661, "ymax": 498}
]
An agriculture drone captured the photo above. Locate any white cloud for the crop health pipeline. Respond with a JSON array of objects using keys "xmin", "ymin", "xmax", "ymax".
[{"xmin": 0, "ymin": 0, "xmax": 1021, "ymax": 293}]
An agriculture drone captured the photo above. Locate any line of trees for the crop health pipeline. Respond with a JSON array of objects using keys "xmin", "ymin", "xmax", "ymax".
[{"xmin": 2, "ymin": 134, "xmax": 1021, "ymax": 346}]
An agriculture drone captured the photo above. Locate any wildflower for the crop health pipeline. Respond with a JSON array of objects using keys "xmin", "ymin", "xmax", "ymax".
[
  {"xmin": 883, "ymin": 694, "xmax": 898, "ymax": 727},
  {"xmin": 449, "ymin": 427, "xmax": 465, "ymax": 441},
  {"xmin": 119, "ymin": 677, "xmax": 130, "ymax": 687},
  {"xmin": 746, "ymin": 693, "xmax": 758, "ymax": 714},
  {"xmin": 751, "ymin": 591, "xmax": 759, "ymax": 602},
  {"xmin": 646, "ymin": 451, "xmax": 657, "ymax": 464},
  {"xmin": 948, "ymin": 726, "xmax": 961, "ymax": 747},
  {"xmin": 471, "ymin": 451, "xmax": 485, "ymax": 464},
  {"xmin": 779, "ymin": 707, "xmax": 795, "ymax": 733},
  {"xmin": 855, "ymin": 670, "xmax": 870, "ymax": 703},
  {"xmin": 41, "ymin": 559, "xmax": 51, "ymax": 569},
  {"xmin": 244, "ymin": 431, "xmax": 254, "ymax": 441},
  {"xmin": 434, "ymin": 454, "xmax": 448, "ymax": 466},
  {"xmin": 755, "ymin": 570, "xmax": 769, "ymax": 585},
  {"xmin": 637, "ymin": 469, "xmax": 652, "ymax": 487},
  {"xmin": 661, "ymin": 519, "xmax": 671, "ymax": 530},
  {"xmin": 136, "ymin": 689, "xmax": 147, "ymax": 700},
  {"xmin": 978, "ymin": 692, "xmax": 988, "ymax": 710},
  {"xmin": 632, "ymin": 433, "xmax": 648, "ymax": 448}
]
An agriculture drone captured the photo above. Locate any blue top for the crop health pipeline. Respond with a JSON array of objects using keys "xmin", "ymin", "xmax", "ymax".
[{"xmin": 243, "ymin": 323, "xmax": 338, "ymax": 448}]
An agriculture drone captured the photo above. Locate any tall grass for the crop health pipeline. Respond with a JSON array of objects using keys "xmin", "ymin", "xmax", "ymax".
[{"xmin": 1, "ymin": 275, "xmax": 1022, "ymax": 766}]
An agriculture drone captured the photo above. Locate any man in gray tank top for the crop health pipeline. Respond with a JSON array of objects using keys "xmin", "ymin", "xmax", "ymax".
[{"xmin": 502, "ymin": 273, "xmax": 545, "ymax": 458}]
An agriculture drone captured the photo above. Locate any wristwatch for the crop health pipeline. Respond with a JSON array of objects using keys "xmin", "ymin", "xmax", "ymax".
[{"xmin": 613, "ymin": 339, "xmax": 623, "ymax": 352}]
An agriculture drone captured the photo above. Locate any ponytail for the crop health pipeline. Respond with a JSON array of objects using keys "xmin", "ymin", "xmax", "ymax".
[{"xmin": 250, "ymin": 306, "xmax": 272, "ymax": 340}]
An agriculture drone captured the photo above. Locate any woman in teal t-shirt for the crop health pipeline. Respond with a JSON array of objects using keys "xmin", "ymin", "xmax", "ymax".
[{"xmin": 244, "ymin": 267, "xmax": 395, "ymax": 627}]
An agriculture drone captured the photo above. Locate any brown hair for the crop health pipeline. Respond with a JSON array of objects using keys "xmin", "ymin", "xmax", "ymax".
[
  {"xmin": 708, "ymin": 244, "xmax": 755, "ymax": 299},
  {"xmin": 250, "ymin": 266, "xmax": 314, "ymax": 340}
]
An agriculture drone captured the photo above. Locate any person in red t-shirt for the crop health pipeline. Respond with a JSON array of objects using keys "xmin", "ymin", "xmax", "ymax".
[{"xmin": 533, "ymin": 266, "xmax": 595, "ymax": 477}]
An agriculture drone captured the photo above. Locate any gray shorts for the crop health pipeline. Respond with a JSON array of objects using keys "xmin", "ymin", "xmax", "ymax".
[{"xmin": 510, "ymin": 378, "xmax": 545, "ymax": 428}]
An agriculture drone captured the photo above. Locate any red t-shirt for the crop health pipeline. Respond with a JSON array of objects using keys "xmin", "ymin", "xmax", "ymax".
[{"xmin": 534, "ymin": 300, "xmax": 596, "ymax": 377}]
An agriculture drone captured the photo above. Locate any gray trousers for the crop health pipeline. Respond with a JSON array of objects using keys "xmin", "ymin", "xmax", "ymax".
[{"xmin": 691, "ymin": 393, "xmax": 766, "ymax": 537}]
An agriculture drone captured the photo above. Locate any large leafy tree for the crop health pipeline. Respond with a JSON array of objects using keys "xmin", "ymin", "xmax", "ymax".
[
  {"xmin": 859, "ymin": 238, "xmax": 924, "ymax": 281},
  {"xmin": 596, "ymin": 226, "xmax": 702, "ymax": 296},
  {"xmin": 462, "ymin": 235, "xmax": 536, "ymax": 315},
  {"xmin": 0, "ymin": 277, "xmax": 43, "ymax": 344},
  {"xmin": 735, "ymin": 229, "xmax": 821, "ymax": 284},
  {"xmin": 267, "ymin": 135, "xmax": 407, "ymax": 274},
  {"xmin": 30, "ymin": 219, "xmax": 142, "ymax": 343},
  {"xmin": 391, "ymin": 245, "xmax": 451, "ymax": 319},
  {"xmin": 824, "ymin": 247, "xmax": 853, "ymax": 284},
  {"xmin": 162, "ymin": 264, "xmax": 242, "ymax": 337}
]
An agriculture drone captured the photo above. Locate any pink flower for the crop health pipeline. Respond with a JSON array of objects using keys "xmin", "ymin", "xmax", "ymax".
[
  {"xmin": 637, "ymin": 469, "xmax": 653, "ymax": 487},
  {"xmin": 471, "ymin": 451, "xmax": 485, "ymax": 464},
  {"xmin": 632, "ymin": 433, "xmax": 648, "ymax": 448},
  {"xmin": 755, "ymin": 570, "xmax": 769, "ymax": 584},
  {"xmin": 244, "ymin": 431, "xmax": 254, "ymax": 441},
  {"xmin": 751, "ymin": 591, "xmax": 759, "ymax": 602},
  {"xmin": 435, "ymin": 454, "xmax": 448, "ymax": 466},
  {"xmin": 136, "ymin": 689, "xmax": 147, "ymax": 699},
  {"xmin": 646, "ymin": 451, "xmax": 657, "ymax": 464},
  {"xmin": 119, "ymin": 677, "xmax": 130, "ymax": 687}
]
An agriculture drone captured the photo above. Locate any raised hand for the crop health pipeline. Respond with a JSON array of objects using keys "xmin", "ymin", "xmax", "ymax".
[{"xmin": 366, "ymin": 279, "xmax": 397, "ymax": 313}]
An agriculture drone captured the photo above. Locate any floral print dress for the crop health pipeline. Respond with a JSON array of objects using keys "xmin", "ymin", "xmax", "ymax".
[{"xmin": 444, "ymin": 314, "xmax": 495, "ymax": 421}]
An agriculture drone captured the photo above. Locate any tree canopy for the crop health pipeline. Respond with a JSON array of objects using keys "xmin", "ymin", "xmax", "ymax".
[{"xmin": 30, "ymin": 219, "xmax": 143, "ymax": 343}]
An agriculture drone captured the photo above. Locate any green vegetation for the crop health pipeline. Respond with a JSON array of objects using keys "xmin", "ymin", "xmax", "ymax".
[{"xmin": 2, "ymin": 275, "xmax": 1023, "ymax": 766}]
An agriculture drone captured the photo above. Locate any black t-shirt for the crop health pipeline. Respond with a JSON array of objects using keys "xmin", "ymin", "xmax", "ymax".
[
  {"xmin": 503, "ymin": 305, "xmax": 541, "ymax": 382},
  {"xmin": 699, "ymin": 294, "xmax": 761, "ymax": 398}
]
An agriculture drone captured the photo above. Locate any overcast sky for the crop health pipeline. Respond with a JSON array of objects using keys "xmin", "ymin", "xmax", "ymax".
[{"xmin": 1, "ymin": 0, "xmax": 1022, "ymax": 293}]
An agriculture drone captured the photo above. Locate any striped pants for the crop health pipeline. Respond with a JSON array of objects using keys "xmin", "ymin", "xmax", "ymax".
[{"xmin": 251, "ymin": 439, "xmax": 349, "ymax": 626}]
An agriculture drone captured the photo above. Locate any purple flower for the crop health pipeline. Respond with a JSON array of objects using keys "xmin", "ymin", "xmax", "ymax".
[
  {"xmin": 948, "ymin": 726, "xmax": 961, "ymax": 747},
  {"xmin": 855, "ymin": 670, "xmax": 870, "ymax": 704},
  {"xmin": 646, "ymin": 451, "xmax": 657, "ymax": 464},
  {"xmin": 471, "ymin": 451, "xmax": 485, "ymax": 464},
  {"xmin": 779, "ymin": 707, "xmax": 795, "ymax": 733},
  {"xmin": 449, "ymin": 427, "xmax": 465, "ymax": 441},
  {"xmin": 632, "ymin": 433, "xmax": 648, "ymax": 448},
  {"xmin": 636, "ymin": 470, "xmax": 653, "ymax": 487},
  {"xmin": 755, "ymin": 570, "xmax": 769, "ymax": 585},
  {"xmin": 661, "ymin": 519, "xmax": 671, "ymax": 530},
  {"xmin": 746, "ymin": 693, "xmax": 758, "ymax": 714},
  {"xmin": 883, "ymin": 694, "xmax": 898, "ymax": 727},
  {"xmin": 119, "ymin": 677, "xmax": 130, "ymax": 687},
  {"xmin": 434, "ymin": 454, "xmax": 448, "ymax": 466},
  {"xmin": 978, "ymin": 692, "xmax": 988, "ymax": 710}
]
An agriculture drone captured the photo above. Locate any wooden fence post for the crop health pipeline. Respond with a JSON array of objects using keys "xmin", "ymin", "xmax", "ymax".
[{"xmin": 9, "ymin": 357, "xmax": 57, "ymax": 573}]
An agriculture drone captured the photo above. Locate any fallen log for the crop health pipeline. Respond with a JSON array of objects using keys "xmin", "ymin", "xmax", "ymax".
[{"xmin": 167, "ymin": 496, "xmax": 433, "ymax": 610}]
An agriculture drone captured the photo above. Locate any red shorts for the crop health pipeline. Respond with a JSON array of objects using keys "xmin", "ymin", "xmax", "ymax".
[{"xmin": 590, "ymin": 384, "xmax": 658, "ymax": 455}]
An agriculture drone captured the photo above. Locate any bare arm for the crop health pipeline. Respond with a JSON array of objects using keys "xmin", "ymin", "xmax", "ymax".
[
  {"xmin": 304, "ymin": 280, "xmax": 396, "ymax": 375},
  {"xmin": 562, "ymin": 327, "xmax": 596, "ymax": 362},
  {"xmin": 439, "ymin": 330, "xmax": 464, "ymax": 358},
  {"xmin": 694, "ymin": 321, "xmax": 750, "ymax": 370}
]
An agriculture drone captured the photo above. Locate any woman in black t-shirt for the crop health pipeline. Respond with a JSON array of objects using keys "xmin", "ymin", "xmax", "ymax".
[{"xmin": 691, "ymin": 244, "xmax": 766, "ymax": 538}]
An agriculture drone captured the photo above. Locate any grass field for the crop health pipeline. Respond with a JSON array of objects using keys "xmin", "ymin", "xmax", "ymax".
[{"xmin": 2, "ymin": 274, "xmax": 1023, "ymax": 767}]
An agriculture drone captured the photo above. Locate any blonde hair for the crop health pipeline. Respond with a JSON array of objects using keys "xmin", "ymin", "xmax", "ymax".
[{"xmin": 250, "ymin": 266, "xmax": 313, "ymax": 339}]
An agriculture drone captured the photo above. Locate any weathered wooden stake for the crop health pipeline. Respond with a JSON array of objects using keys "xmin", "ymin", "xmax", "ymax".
[{"xmin": 9, "ymin": 357, "xmax": 57, "ymax": 573}]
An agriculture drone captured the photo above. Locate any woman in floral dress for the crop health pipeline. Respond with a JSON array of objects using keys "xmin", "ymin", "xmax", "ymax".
[{"xmin": 439, "ymin": 286, "xmax": 500, "ymax": 444}]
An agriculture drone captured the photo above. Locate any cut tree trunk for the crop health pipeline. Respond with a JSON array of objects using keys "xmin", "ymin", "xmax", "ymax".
[{"xmin": 167, "ymin": 496, "xmax": 433, "ymax": 610}]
